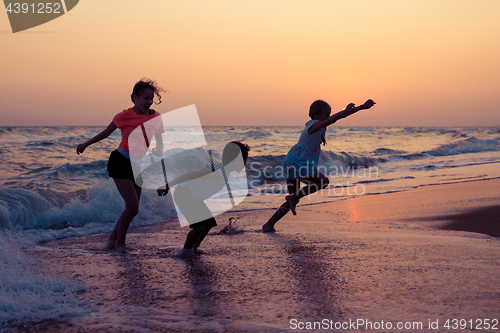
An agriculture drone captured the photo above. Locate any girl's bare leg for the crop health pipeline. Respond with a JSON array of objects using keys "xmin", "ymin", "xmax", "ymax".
[
  {"xmin": 263, "ymin": 172, "xmax": 329, "ymax": 231},
  {"xmin": 108, "ymin": 178, "xmax": 142, "ymax": 250},
  {"xmin": 286, "ymin": 172, "xmax": 329, "ymax": 214},
  {"xmin": 262, "ymin": 179, "xmax": 299, "ymax": 232},
  {"xmin": 262, "ymin": 202, "xmax": 291, "ymax": 232}
]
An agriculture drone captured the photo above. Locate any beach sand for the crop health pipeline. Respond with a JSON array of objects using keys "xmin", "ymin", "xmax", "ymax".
[{"xmin": 17, "ymin": 179, "xmax": 500, "ymax": 332}]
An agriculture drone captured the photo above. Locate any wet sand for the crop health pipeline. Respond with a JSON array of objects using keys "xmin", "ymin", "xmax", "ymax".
[{"xmin": 18, "ymin": 179, "xmax": 500, "ymax": 332}]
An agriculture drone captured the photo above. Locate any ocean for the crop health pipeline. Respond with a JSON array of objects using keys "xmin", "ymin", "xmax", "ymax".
[{"xmin": 1, "ymin": 125, "xmax": 500, "ymax": 329}]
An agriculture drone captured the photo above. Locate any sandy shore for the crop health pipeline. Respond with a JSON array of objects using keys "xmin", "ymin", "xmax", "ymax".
[{"xmin": 17, "ymin": 179, "xmax": 500, "ymax": 332}]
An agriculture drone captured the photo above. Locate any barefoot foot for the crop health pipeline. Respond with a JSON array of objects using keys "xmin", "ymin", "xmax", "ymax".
[
  {"xmin": 115, "ymin": 245, "xmax": 127, "ymax": 253},
  {"xmin": 177, "ymin": 248, "xmax": 195, "ymax": 259},
  {"xmin": 105, "ymin": 240, "xmax": 116, "ymax": 250},
  {"xmin": 193, "ymin": 248, "xmax": 204, "ymax": 255},
  {"xmin": 262, "ymin": 223, "xmax": 276, "ymax": 232},
  {"xmin": 192, "ymin": 244, "xmax": 204, "ymax": 255}
]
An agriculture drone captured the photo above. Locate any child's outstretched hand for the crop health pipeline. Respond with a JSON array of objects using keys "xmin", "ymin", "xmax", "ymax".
[
  {"xmin": 344, "ymin": 103, "xmax": 356, "ymax": 112},
  {"xmin": 157, "ymin": 184, "xmax": 170, "ymax": 196},
  {"xmin": 361, "ymin": 99, "xmax": 376, "ymax": 110},
  {"xmin": 76, "ymin": 143, "xmax": 87, "ymax": 155}
]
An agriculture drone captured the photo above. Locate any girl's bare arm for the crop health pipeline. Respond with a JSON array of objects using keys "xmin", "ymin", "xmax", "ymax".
[
  {"xmin": 76, "ymin": 122, "xmax": 117, "ymax": 155},
  {"xmin": 308, "ymin": 99, "xmax": 375, "ymax": 134},
  {"xmin": 157, "ymin": 168, "xmax": 214, "ymax": 196}
]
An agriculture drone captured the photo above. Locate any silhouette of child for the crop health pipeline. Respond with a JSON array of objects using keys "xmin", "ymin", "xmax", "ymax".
[
  {"xmin": 262, "ymin": 99, "xmax": 375, "ymax": 232},
  {"xmin": 158, "ymin": 141, "xmax": 250, "ymax": 257}
]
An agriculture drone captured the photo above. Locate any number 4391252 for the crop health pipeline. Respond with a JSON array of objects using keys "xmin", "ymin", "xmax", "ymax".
[
  {"xmin": 444, "ymin": 319, "xmax": 498, "ymax": 330},
  {"xmin": 5, "ymin": 3, "xmax": 62, "ymax": 14}
]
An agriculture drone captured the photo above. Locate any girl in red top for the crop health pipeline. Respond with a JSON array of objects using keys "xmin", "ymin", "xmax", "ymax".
[{"xmin": 77, "ymin": 79, "xmax": 165, "ymax": 252}]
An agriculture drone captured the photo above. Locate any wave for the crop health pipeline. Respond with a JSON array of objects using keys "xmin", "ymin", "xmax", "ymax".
[
  {"xmin": 10, "ymin": 161, "xmax": 110, "ymax": 192},
  {"xmin": 0, "ymin": 127, "xmax": 46, "ymax": 139},
  {"xmin": 424, "ymin": 137, "xmax": 500, "ymax": 156},
  {"xmin": 321, "ymin": 150, "xmax": 382, "ymax": 168},
  {"xmin": 365, "ymin": 137, "xmax": 500, "ymax": 161},
  {"xmin": 0, "ymin": 127, "xmax": 33, "ymax": 141},
  {"xmin": 0, "ymin": 188, "xmax": 53, "ymax": 230},
  {"xmin": 55, "ymin": 161, "xmax": 109, "ymax": 175},
  {"xmin": 348, "ymin": 127, "xmax": 375, "ymax": 132},
  {"xmin": 243, "ymin": 137, "xmax": 500, "ymax": 186},
  {"xmin": 409, "ymin": 160, "xmax": 500, "ymax": 172},
  {"xmin": 246, "ymin": 151, "xmax": 384, "ymax": 184},
  {"xmin": 0, "ymin": 180, "xmax": 176, "ymax": 234},
  {"xmin": 0, "ymin": 236, "xmax": 85, "ymax": 329},
  {"xmin": 206, "ymin": 129, "xmax": 276, "ymax": 141},
  {"xmin": 372, "ymin": 148, "xmax": 407, "ymax": 155},
  {"xmin": 401, "ymin": 127, "xmax": 469, "ymax": 137},
  {"xmin": 357, "ymin": 176, "xmax": 415, "ymax": 184},
  {"xmin": 204, "ymin": 127, "xmax": 305, "ymax": 144},
  {"xmin": 0, "ymin": 127, "xmax": 118, "ymax": 146},
  {"xmin": 26, "ymin": 141, "xmax": 57, "ymax": 147},
  {"xmin": 0, "ymin": 127, "xmax": 20, "ymax": 137},
  {"xmin": 240, "ymin": 130, "xmax": 273, "ymax": 138}
]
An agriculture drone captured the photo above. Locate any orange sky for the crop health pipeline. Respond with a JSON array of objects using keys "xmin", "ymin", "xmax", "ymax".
[{"xmin": 1, "ymin": 0, "xmax": 500, "ymax": 127}]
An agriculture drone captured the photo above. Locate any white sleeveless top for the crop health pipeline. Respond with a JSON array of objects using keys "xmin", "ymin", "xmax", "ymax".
[{"xmin": 283, "ymin": 120, "xmax": 325, "ymax": 167}]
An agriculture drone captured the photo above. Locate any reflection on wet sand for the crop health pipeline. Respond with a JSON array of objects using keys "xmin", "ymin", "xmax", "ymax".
[{"xmin": 263, "ymin": 233, "xmax": 344, "ymax": 319}]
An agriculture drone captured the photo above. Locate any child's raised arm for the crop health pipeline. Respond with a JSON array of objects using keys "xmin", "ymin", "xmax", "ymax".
[
  {"xmin": 76, "ymin": 122, "xmax": 117, "ymax": 155},
  {"xmin": 308, "ymin": 99, "xmax": 375, "ymax": 135}
]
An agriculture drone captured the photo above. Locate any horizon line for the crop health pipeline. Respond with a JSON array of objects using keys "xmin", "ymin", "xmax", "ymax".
[{"xmin": 2, "ymin": 124, "xmax": 499, "ymax": 128}]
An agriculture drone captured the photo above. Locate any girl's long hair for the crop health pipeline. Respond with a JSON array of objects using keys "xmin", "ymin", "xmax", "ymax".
[{"xmin": 131, "ymin": 79, "xmax": 166, "ymax": 105}]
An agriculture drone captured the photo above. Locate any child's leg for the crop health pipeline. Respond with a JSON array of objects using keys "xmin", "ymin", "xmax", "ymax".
[
  {"xmin": 263, "ymin": 171, "xmax": 329, "ymax": 231},
  {"xmin": 109, "ymin": 178, "xmax": 142, "ymax": 250},
  {"xmin": 192, "ymin": 217, "xmax": 216, "ymax": 252},
  {"xmin": 286, "ymin": 172, "xmax": 329, "ymax": 214},
  {"xmin": 174, "ymin": 187, "xmax": 214, "ymax": 250},
  {"xmin": 262, "ymin": 179, "xmax": 300, "ymax": 232},
  {"xmin": 183, "ymin": 225, "xmax": 205, "ymax": 249}
]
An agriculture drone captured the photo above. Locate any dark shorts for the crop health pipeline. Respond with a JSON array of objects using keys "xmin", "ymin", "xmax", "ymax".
[
  {"xmin": 189, "ymin": 217, "xmax": 217, "ymax": 230},
  {"xmin": 107, "ymin": 150, "xmax": 143, "ymax": 186}
]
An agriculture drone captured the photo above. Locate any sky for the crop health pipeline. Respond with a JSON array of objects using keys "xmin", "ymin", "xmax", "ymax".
[{"xmin": 1, "ymin": 0, "xmax": 500, "ymax": 127}]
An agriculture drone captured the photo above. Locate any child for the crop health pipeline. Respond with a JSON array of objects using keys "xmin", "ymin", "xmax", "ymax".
[
  {"xmin": 77, "ymin": 79, "xmax": 165, "ymax": 252},
  {"xmin": 262, "ymin": 99, "xmax": 375, "ymax": 232},
  {"xmin": 157, "ymin": 141, "xmax": 250, "ymax": 257}
]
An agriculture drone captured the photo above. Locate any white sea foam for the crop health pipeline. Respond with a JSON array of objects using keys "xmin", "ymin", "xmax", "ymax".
[{"xmin": 0, "ymin": 236, "xmax": 86, "ymax": 329}]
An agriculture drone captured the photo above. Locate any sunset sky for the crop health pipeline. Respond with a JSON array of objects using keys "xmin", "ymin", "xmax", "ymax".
[{"xmin": 1, "ymin": 1, "xmax": 499, "ymax": 127}]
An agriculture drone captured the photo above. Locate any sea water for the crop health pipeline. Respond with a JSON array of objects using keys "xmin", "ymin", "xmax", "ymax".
[{"xmin": 1, "ymin": 125, "xmax": 500, "ymax": 328}]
